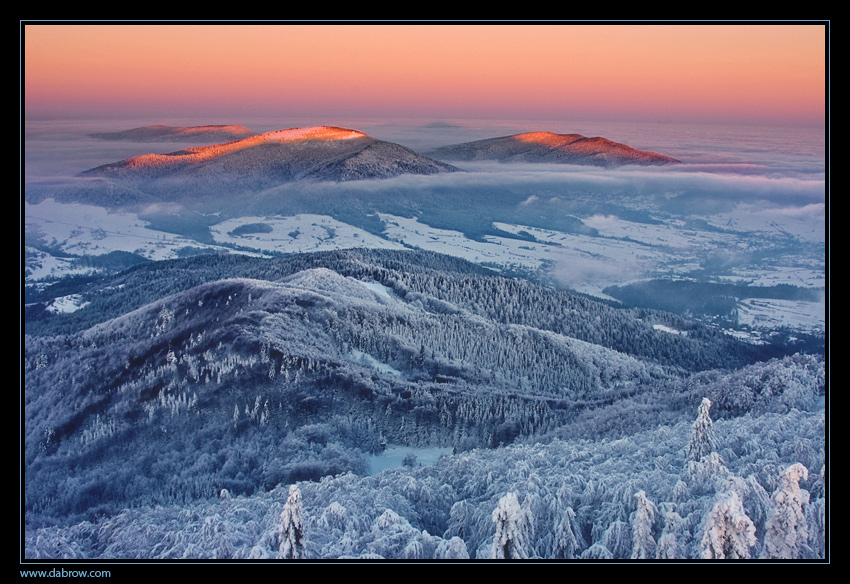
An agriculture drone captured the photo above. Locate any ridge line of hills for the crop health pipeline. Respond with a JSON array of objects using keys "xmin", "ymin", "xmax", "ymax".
[
  {"xmin": 20, "ymin": 124, "xmax": 688, "ymax": 209},
  {"xmin": 79, "ymin": 124, "xmax": 680, "ymax": 183},
  {"xmin": 425, "ymin": 130, "xmax": 681, "ymax": 166},
  {"xmin": 88, "ymin": 124, "xmax": 257, "ymax": 143},
  {"xmin": 23, "ymin": 248, "xmax": 825, "ymax": 561},
  {"xmin": 78, "ymin": 125, "xmax": 460, "ymax": 188}
]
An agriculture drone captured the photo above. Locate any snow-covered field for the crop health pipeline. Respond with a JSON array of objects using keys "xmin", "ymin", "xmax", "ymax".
[
  {"xmin": 25, "ymin": 199, "xmax": 233, "ymax": 281},
  {"xmin": 736, "ymin": 297, "xmax": 826, "ymax": 332},
  {"xmin": 210, "ymin": 214, "xmax": 406, "ymax": 254},
  {"xmin": 25, "ymin": 201, "xmax": 203, "ymax": 261},
  {"xmin": 25, "ymin": 195, "xmax": 825, "ymax": 335}
]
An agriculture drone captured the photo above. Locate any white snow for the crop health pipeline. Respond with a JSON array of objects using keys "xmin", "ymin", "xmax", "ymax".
[
  {"xmin": 358, "ymin": 280, "xmax": 399, "ymax": 301},
  {"xmin": 350, "ymin": 349, "xmax": 402, "ymax": 377},
  {"xmin": 25, "ymin": 199, "xmax": 234, "ymax": 280},
  {"xmin": 210, "ymin": 214, "xmax": 405, "ymax": 254},
  {"xmin": 367, "ymin": 444, "xmax": 453, "ymax": 475},
  {"xmin": 653, "ymin": 324, "xmax": 686, "ymax": 335},
  {"xmin": 45, "ymin": 294, "xmax": 90, "ymax": 314},
  {"xmin": 25, "ymin": 199, "xmax": 200, "ymax": 261},
  {"xmin": 25, "ymin": 198, "xmax": 824, "ymax": 335},
  {"xmin": 736, "ymin": 297, "xmax": 825, "ymax": 333}
]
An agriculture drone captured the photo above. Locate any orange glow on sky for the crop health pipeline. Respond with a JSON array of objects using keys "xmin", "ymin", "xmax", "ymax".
[{"xmin": 23, "ymin": 23, "xmax": 827, "ymax": 125}]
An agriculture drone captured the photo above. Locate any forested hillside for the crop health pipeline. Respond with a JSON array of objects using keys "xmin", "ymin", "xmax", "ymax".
[{"xmin": 23, "ymin": 249, "xmax": 826, "ymax": 560}]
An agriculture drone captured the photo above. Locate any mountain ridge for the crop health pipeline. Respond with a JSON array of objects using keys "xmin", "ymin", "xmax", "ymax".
[
  {"xmin": 426, "ymin": 130, "xmax": 681, "ymax": 166},
  {"xmin": 23, "ymin": 248, "xmax": 822, "ymax": 536},
  {"xmin": 79, "ymin": 126, "xmax": 460, "ymax": 188},
  {"xmin": 89, "ymin": 124, "xmax": 257, "ymax": 142}
]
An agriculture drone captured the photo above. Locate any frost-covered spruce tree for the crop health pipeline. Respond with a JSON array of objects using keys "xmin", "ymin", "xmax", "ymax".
[
  {"xmin": 655, "ymin": 504, "xmax": 686, "ymax": 560},
  {"xmin": 681, "ymin": 398, "xmax": 729, "ymax": 498},
  {"xmin": 435, "ymin": 536, "xmax": 470, "ymax": 560},
  {"xmin": 682, "ymin": 451, "xmax": 730, "ymax": 498},
  {"xmin": 688, "ymin": 397, "xmax": 717, "ymax": 463},
  {"xmin": 491, "ymin": 492, "xmax": 531, "ymax": 559},
  {"xmin": 761, "ymin": 463, "xmax": 811, "ymax": 559},
  {"xmin": 599, "ymin": 520, "xmax": 632, "ymax": 559},
  {"xmin": 698, "ymin": 489, "xmax": 756, "ymax": 559},
  {"xmin": 278, "ymin": 485, "xmax": 305, "ymax": 559},
  {"xmin": 805, "ymin": 465, "xmax": 826, "ymax": 558},
  {"xmin": 580, "ymin": 543, "xmax": 614, "ymax": 560},
  {"xmin": 630, "ymin": 491, "xmax": 657, "ymax": 559},
  {"xmin": 551, "ymin": 506, "xmax": 585, "ymax": 559}
]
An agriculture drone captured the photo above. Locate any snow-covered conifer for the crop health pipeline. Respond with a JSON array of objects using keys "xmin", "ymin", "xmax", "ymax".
[
  {"xmin": 761, "ymin": 463, "xmax": 810, "ymax": 559},
  {"xmin": 580, "ymin": 543, "xmax": 613, "ymax": 559},
  {"xmin": 599, "ymin": 520, "xmax": 631, "ymax": 559},
  {"xmin": 319, "ymin": 501, "xmax": 350, "ymax": 533},
  {"xmin": 444, "ymin": 500, "xmax": 475, "ymax": 541},
  {"xmin": 655, "ymin": 504, "xmax": 686, "ymax": 560},
  {"xmin": 551, "ymin": 506, "xmax": 584, "ymax": 559},
  {"xmin": 698, "ymin": 488, "xmax": 756, "ymax": 559},
  {"xmin": 630, "ymin": 491, "xmax": 657, "ymax": 559},
  {"xmin": 491, "ymin": 492, "xmax": 531, "ymax": 559},
  {"xmin": 688, "ymin": 397, "xmax": 716, "ymax": 462},
  {"xmin": 278, "ymin": 485, "xmax": 305, "ymax": 559},
  {"xmin": 806, "ymin": 496, "xmax": 826, "ymax": 559},
  {"xmin": 435, "ymin": 536, "xmax": 470, "ymax": 559},
  {"xmin": 682, "ymin": 451, "xmax": 730, "ymax": 496},
  {"xmin": 402, "ymin": 530, "xmax": 434, "ymax": 560}
]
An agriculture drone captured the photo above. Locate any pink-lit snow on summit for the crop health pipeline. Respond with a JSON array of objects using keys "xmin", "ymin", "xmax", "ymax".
[{"xmin": 122, "ymin": 126, "xmax": 368, "ymax": 169}]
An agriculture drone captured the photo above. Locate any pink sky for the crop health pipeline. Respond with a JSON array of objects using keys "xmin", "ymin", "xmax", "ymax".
[{"xmin": 23, "ymin": 23, "xmax": 827, "ymax": 125}]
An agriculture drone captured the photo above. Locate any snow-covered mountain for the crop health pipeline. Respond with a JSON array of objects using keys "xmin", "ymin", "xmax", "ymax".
[
  {"xmin": 79, "ymin": 126, "xmax": 460, "ymax": 196},
  {"xmin": 426, "ymin": 131, "xmax": 680, "ymax": 166},
  {"xmin": 88, "ymin": 124, "xmax": 257, "ymax": 143}
]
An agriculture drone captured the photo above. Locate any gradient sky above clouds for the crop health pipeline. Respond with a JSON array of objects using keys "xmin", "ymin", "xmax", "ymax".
[{"xmin": 24, "ymin": 23, "xmax": 826, "ymax": 125}]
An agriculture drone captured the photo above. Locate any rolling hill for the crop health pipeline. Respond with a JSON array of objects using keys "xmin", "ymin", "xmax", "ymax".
[
  {"xmin": 78, "ymin": 126, "xmax": 460, "ymax": 197},
  {"xmin": 23, "ymin": 249, "xmax": 825, "ymax": 560},
  {"xmin": 88, "ymin": 124, "xmax": 257, "ymax": 143},
  {"xmin": 24, "ymin": 249, "xmax": 809, "ymax": 520},
  {"xmin": 426, "ymin": 131, "xmax": 681, "ymax": 166}
]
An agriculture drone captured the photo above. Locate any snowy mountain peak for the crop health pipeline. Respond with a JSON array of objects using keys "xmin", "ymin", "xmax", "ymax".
[
  {"xmin": 104, "ymin": 127, "xmax": 372, "ymax": 170},
  {"xmin": 512, "ymin": 131, "xmax": 586, "ymax": 147},
  {"xmin": 77, "ymin": 126, "xmax": 459, "ymax": 192},
  {"xmin": 261, "ymin": 126, "xmax": 369, "ymax": 143}
]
